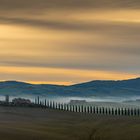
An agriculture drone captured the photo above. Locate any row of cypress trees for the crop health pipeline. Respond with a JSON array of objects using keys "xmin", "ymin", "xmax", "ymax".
[{"xmin": 35, "ymin": 98, "xmax": 140, "ymax": 116}]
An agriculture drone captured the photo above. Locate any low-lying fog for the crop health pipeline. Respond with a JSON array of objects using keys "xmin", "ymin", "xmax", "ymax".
[{"xmin": 1, "ymin": 95, "xmax": 140, "ymax": 106}]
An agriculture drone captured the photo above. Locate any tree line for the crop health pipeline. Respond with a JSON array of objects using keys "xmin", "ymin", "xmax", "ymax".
[{"xmin": 35, "ymin": 98, "xmax": 140, "ymax": 116}]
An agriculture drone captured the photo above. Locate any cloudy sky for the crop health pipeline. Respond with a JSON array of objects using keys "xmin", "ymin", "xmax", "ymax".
[{"xmin": 0, "ymin": 0, "xmax": 140, "ymax": 85}]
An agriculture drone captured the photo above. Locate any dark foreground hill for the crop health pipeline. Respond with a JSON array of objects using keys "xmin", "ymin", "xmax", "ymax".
[
  {"xmin": 0, "ymin": 77, "xmax": 140, "ymax": 97},
  {"xmin": 0, "ymin": 106, "xmax": 140, "ymax": 140}
]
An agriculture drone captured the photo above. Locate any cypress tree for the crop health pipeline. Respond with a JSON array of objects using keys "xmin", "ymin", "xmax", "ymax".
[
  {"xmin": 130, "ymin": 108, "xmax": 133, "ymax": 116},
  {"xmin": 99, "ymin": 107, "xmax": 101, "ymax": 114},
  {"xmin": 90, "ymin": 106, "xmax": 92, "ymax": 114},
  {"xmin": 92, "ymin": 106, "xmax": 95, "ymax": 114},
  {"xmin": 124, "ymin": 108, "xmax": 127, "ymax": 116},
  {"xmin": 128, "ymin": 108, "xmax": 130, "ymax": 116},
  {"xmin": 96, "ymin": 107, "xmax": 99, "ymax": 114},
  {"xmin": 75, "ymin": 105, "xmax": 78, "ymax": 112},
  {"xmin": 105, "ymin": 108, "xmax": 107, "ymax": 115},
  {"xmin": 121, "ymin": 108, "xmax": 123, "ymax": 116},
  {"xmin": 108, "ymin": 108, "xmax": 111, "ymax": 115},
  {"xmin": 50, "ymin": 101, "xmax": 52, "ymax": 109},
  {"xmin": 61, "ymin": 103, "xmax": 63, "ymax": 110},
  {"xmin": 111, "ymin": 108, "xmax": 114, "ymax": 115},
  {"xmin": 134, "ymin": 108, "xmax": 137, "ymax": 116},
  {"xmin": 81, "ymin": 105, "xmax": 84, "ymax": 113},
  {"xmin": 137, "ymin": 108, "xmax": 139, "ymax": 116},
  {"xmin": 87, "ymin": 106, "xmax": 89, "ymax": 113},
  {"xmin": 44, "ymin": 99, "xmax": 47, "ymax": 107},
  {"xmin": 102, "ymin": 107, "xmax": 105, "ymax": 115},
  {"xmin": 115, "ymin": 108, "xmax": 118, "ymax": 116},
  {"xmin": 83, "ymin": 106, "xmax": 86, "ymax": 113},
  {"xmin": 37, "ymin": 96, "xmax": 40, "ymax": 105}
]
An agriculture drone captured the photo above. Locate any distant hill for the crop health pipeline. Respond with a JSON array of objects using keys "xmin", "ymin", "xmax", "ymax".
[{"xmin": 0, "ymin": 78, "xmax": 140, "ymax": 97}]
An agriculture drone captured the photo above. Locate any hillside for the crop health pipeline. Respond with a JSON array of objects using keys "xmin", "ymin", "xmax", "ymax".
[
  {"xmin": 0, "ymin": 106, "xmax": 140, "ymax": 140},
  {"xmin": 0, "ymin": 78, "xmax": 140, "ymax": 97}
]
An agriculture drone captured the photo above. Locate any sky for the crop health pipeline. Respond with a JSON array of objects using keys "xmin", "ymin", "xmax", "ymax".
[{"xmin": 0, "ymin": 0, "xmax": 140, "ymax": 85}]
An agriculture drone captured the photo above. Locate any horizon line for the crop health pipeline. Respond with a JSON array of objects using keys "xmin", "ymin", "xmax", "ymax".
[{"xmin": 0, "ymin": 76, "xmax": 139, "ymax": 86}]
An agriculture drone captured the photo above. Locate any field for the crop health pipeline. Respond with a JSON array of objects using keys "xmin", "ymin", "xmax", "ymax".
[{"xmin": 0, "ymin": 107, "xmax": 140, "ymax": 140}]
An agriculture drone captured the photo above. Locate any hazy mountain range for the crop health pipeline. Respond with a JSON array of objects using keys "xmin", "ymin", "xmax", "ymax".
[{"xmin": 0, "ymin": 78, "xmax": 140, "ymax": 97}]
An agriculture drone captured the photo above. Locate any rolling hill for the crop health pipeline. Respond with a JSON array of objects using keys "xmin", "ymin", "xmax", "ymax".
[{"xmin": 0, "ymin": 78, "xmax": 140, "ymax": 97}]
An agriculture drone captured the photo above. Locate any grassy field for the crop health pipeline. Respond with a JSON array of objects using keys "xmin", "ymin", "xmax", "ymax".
[{"xmin": 0, "ymin": 107, "xmax": 140, "ymax": 140}]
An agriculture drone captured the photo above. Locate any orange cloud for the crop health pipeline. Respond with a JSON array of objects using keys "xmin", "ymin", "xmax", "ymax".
[
  {"xmin": 0, "ymin": 8, "xmax": 139, "ymax": 84},
  {"xmin": 0, "ymin": 66, "xmax": 138, "ymax": 85}
]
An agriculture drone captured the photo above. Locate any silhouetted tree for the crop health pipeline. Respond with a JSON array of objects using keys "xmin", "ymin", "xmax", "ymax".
[
  {"xmin": 137, "ymin": 109, "xmax": 140, "ymax": 116},
  {"xmin": 124, "ymin": 108, "xmax": 127, "ymax": 116},
  {"xmin": 37, "ymin": 96, "xmax": 40, "ymax": 105},
  {"xmin": 127, "ymin": 108, "xmax": 130, "ymax": 116},
  {"xmin": 44, "ymin": 99, "xmax": 47, "ymax": 107},
  {"xmin": 130, "ymin": 108, "xmax": 134, "ymax": 116},
  {"xmin": 134, "ymin": 108, "xmax": 137, "ymax": 116},
  {"xmin": 102, "ymin": 107, "xmax": 105, "ymax": 115},
  {"xmin": 111, "ymin": 108, "xmax": 114, "ymax": 115},
  {"xmin": 115, "ymin": 108, "xmax": 118, "ymax": 115},
  {"xmin": 105, "ymin": 108, "xmax": 108, "ymax": 115},
  {"xmin": 92, "ymin": 106, "xmax": 96, "ymax": 114},
  {"xmin": 81, "ymin": 105, "xmax": 84, "ymax": 113},
  {"xmin": 99, "ymin": 107, "xmax": 102, "ymax": 114},
  {"xmin": 89, "ymin": 106, "xmax": 92, "ymax": 114},
  {"xmin": 49, "ymin": 101, "xmax": 53, "ymax": 108}
]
